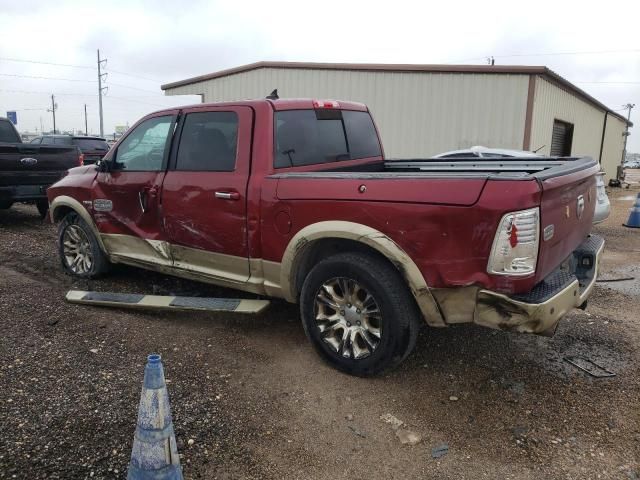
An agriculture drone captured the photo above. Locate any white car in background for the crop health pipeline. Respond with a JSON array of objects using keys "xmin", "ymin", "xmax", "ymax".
[{"xmin": 434, "ymin": 146, "xmax": 610, "ymax": 224}]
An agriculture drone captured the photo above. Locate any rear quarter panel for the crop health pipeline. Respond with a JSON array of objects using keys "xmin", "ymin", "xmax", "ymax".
[{"xmin": 261, "ymin": 176, "xmax": 543, "ymax": 294}]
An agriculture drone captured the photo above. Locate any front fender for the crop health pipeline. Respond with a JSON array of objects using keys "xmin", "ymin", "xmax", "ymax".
[{"xmin": 50, "ymin": 195, "xmax": 107, "ymax": 253}]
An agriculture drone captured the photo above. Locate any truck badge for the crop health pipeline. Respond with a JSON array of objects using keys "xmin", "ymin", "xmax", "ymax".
[{"xmin": 93, "ymin": 199, "xmax": 113, "ymax": 212}]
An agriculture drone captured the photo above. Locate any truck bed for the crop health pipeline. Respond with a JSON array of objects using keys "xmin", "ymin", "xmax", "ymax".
[
  {"xmin": 271, "ymin": 156, "xmax": 597, "ymax": 180},
  {"xmin": 271, "ymin": 155, "xmax": 599, "ymax": 296}
]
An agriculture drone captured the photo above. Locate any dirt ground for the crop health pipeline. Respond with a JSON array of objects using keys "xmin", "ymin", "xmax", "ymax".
[{"xmin": 1, "ymin": 188, "xmax": 639, "ymax": 480}]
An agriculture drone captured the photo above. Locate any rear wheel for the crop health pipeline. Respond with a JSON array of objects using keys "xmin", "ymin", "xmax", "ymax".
[
  {"xmin": 58, "ymin": 212, "xmax": 110, "ymax": 278},
  {"xmin": 300, "ymin": 252, "xmax": 422, "ymax": 376}
]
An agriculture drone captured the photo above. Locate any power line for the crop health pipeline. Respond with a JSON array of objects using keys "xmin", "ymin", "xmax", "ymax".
[
  {"xmin": 0, "ymin": 56, "xmax": 162, "ymax": 82},
  {"xmin": 0, "ymin": 73, "xmax": 96, "ymax": 82},
  {"xmin": 108, "ymin": 82, "xmax": 162, "ymax": 94},
  {"xmin": 495, "ymin": 48, "xmax": 640, "ymax": 58},
  {"xmin": 0, "ymin": 56, "xmax": 94, "ymax": 69},
  {"xmin": 450, "ymin": 48, "xmax": 640, "ymax": 64},
  {"xmin": 108, "ymin": 69, "xmax": 162, "ymax": 83},
  {"xmin": 574, "ymin": 81, "xmax": 640, "ymax": 85},
  {"xmin": 0, "ymin": 88, "xmax": 181, "ymax": 101},
  {"xmin": 0, "ymin": 88, "xmax": 97, "ymax": 97}
]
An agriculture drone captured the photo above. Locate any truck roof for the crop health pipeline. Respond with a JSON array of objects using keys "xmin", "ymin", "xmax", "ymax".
[{"xmin": 152, "ymin": 98, "xmax": 369, "ymax": 115}]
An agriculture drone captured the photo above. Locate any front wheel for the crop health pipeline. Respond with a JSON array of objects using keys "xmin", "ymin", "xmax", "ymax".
[
  {"xmin": 58, "ymin": 212, "xmax": 110, "ymax": 278},
  {"xmin": 300, "ymin": 252, "xmax": 422, "ymax": 376}
]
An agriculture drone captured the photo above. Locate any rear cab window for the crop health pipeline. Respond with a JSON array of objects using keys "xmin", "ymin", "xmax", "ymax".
[{"xmin": 274, "ymin": 108, "xmax": 381, "ymax": 168}]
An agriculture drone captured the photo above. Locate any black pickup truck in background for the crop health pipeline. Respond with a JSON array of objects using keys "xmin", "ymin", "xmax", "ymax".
[{"xmin": 0, "ymin": 117, "xmax": 83, "ymax": 218}]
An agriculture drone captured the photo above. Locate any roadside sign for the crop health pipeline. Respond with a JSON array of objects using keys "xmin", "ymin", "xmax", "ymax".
[{"xmin": 6, "ymin": 111, "xmax": 17, "ymax": 125}]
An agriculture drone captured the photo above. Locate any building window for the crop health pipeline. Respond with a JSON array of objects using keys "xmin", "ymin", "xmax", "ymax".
[{"xmin": 550, "ymin": 119, "xmax": 574, "ymax": 157}]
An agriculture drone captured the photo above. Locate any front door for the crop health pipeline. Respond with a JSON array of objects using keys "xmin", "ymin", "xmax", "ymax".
[
  {"xmin": 92, "ymin": 112, "xmax": 177, "ymax": 266},
  {"xmin": 161, "ymin": 106, "xmax": 253, "ymax": 282}
]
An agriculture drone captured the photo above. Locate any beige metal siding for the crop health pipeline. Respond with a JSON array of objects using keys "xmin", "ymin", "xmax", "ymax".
[
  {"xmin": 165, "ymin": 68, "xmax": 529, "ymax": 158},
  {"xmin": 601, "ymin": 115, "xmax": 626, "ymax": 180},
  {"xmin": 530, "ymin": 77, "xmax": 605, "ymax": 159}
]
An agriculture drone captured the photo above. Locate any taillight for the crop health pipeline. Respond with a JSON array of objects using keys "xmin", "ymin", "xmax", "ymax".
[
  {"xmin": 78, "ymin": 153, "xmax": 84, "ymax": 166},
  {"xmin": 487, "ymin": 208, "xmax": 540, "ymax": 276},
  {"xmin": 312, "ymin": 99, "xmax": 340, "ymax": 109}
]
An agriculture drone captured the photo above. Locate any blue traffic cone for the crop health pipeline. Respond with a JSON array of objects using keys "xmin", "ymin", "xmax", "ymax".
[
  {"xmin": 127, "ymin": 354, "xmax": 183, "ymax": 480},
  {"xmin": 623, "ymin": 193, "xmax": 640, "ymax": 228}
]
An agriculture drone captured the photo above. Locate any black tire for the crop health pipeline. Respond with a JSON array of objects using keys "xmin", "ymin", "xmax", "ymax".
[
  {"xmin": 58, "ymin": 212, "xmax": 110, "ymax": 278},
  {"xmin": 35, "ymin": 199, "xmax": 49, "ymax": 219},
  {"xmin": 300, "ymin": 252, "xmax": 422, "ymax": 376}
]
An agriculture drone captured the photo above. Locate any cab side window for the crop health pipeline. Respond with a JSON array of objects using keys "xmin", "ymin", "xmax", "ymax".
[
  {"xmin": 114, "ymin": 115, "xmax": 173, "ymax": 171},
  {"xmin": 175, "ymin": 111, "xmax": 238, "ymax": 171}
]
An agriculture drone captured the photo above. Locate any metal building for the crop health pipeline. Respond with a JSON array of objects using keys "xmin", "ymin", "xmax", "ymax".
[{"xmin": 162, "ymin": 62, "xmax": 631, "ymax": 180}]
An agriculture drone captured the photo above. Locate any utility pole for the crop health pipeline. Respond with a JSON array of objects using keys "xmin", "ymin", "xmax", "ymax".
[
  {"xmin": 84, "ymin": 104, "xmax": 88, "ymax": 136},
  {"xmin": 47, "ymin": 94, "xmax": 58, "ymax": 134},
  {"xmin": 621, "ymin": 103, "xmax": 635, "ymax": 168},
  {"xmin": 97, "ymin": 49, "xmax": 108, "ymax": 137}
]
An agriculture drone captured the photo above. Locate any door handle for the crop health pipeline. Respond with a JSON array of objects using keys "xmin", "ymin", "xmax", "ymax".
[{"xmin": 215, "ymin": 191, "xmax": 240, "ymax": 201}]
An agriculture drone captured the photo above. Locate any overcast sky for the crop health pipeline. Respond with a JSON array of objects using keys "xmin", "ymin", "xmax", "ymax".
[{"xmin": 0, "ymin": 0, "xmax": 638, "ymax": 151}]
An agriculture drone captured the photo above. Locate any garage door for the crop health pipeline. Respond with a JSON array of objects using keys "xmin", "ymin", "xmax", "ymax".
[{"xmin": 550, "ymin": 120, "xmax": 574, "ymax": 157}]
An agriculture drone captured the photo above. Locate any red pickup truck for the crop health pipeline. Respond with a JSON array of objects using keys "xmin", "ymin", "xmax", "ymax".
[{"xmin": 47, "ymin": 98, "xmax": 604, "ymax": 376}]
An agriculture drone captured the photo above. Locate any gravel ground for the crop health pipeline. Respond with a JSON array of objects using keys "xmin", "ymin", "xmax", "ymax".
[{"xmin": 1, "ymin": 189, "xmax": 639, "ymax": 479}]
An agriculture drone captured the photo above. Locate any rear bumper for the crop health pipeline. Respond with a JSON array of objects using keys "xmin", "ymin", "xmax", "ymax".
[
  {"xmin": 474, "ymin": 234, "xmax": 604, "ymax": 335},
  {"xmin": 0, "ymin": 184, "xmax": 49, "ymax": 202}
]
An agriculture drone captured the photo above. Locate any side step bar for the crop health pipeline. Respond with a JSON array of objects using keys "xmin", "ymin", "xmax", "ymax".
[{"xmin": 66, "ymin": 290, "xmax": 270, "ymax": 314}]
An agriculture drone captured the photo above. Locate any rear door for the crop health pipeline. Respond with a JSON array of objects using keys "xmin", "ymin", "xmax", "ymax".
[
  {"xmin": 161, "ymin": 106, "xmax": 253, "ymax": 282},
  {"xmin": 92, "ymin": 112, "xmax": 177, "ymax": 265}
]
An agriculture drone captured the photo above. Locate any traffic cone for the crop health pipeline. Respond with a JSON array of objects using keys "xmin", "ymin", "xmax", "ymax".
[
  {"xmin": 127, "ymin": 354, "xmax": 183, "ymax": 480},
  {"xmin": 623, "ymin": 193, "xmax": 640, "ymax": 228}
]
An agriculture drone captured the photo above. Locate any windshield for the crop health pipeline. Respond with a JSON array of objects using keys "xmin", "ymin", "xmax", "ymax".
[
  {"xmin": 0, "ymin": 119, "xmax": 21, "ymax": 143},
  {"xmin": 73, "ymin": 138, "xmax": 109, "ymax": 151}
]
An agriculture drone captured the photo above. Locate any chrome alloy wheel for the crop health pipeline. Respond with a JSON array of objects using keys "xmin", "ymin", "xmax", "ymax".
[
  {"xmin": 314, "ymin": 277, "xmax": 382, "ymax": 359},
  {"xmin": 62, "ymin": 224, "xmax": 93, "ymax": 274}
]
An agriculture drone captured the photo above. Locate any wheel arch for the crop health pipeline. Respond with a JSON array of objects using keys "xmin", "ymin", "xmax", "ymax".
[
  {"xmin": 280, "ymin": 221, "xmax": 445, "ymax": 327},
  {"xmin": 50, "ymin": 196, "xmax": 107, "ymax": 253}
]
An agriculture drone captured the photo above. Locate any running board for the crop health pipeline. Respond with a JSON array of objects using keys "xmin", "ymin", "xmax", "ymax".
[{"xmin": 65, "ymin": 290, "xmax": 270, "ymax": 314}]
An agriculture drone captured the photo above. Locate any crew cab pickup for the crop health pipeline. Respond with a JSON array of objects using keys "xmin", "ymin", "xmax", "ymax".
[
  {"xmin": 0, "ymin": 117, "xmax": 84, "ymax": 217},
  {"xmin": 47, "ymin": 99, "xmax": 604, "ymax": 376}
]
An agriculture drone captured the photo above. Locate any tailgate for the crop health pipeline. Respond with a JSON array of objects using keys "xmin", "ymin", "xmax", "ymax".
[
  {"xmin": 536, "ymin": 161, "xmax": 599, "ymax": 281},
  {"xmin": 0, "ymin": 144, "xmax": 78, "ymax": 185}
]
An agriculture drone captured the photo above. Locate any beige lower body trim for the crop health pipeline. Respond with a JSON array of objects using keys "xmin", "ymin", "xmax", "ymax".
[
  {"xmin": 100, "ymin": 233, "xmax": 283, "ymax": 298},
  {"xmin": 102, "ymin": 234, "xmax": 172, "ymax": 267}
]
